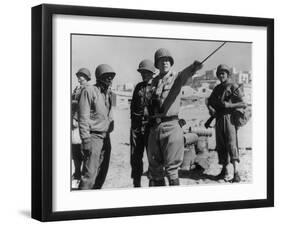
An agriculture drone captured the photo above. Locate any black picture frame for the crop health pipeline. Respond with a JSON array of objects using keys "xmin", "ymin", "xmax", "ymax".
[{"xmin": 31, "ymin": 3, "xmax": 274, "ymax": 222}]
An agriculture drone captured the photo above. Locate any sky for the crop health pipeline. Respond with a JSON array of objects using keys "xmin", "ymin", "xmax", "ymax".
[{"xmin": 71, "ymin": 34, "xmax": 252, "ymax": 89}]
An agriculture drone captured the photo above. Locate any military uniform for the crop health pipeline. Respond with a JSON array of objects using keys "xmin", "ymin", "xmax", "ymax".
[
  {"xmin": 71, "ymin": 85, "xmax": 84, "ymax": 180},
  {"xmin": 208, "ymin": 79, "xmax": 243, "ymax": 166},
  {"xmin": 71, "ymin": 68, "xmax": 92, "ymax": 182},
  {"xmin": 147, "ymin": 49, "xmax": 202, "ymax": 185},
  {"xmin": 78, "ymin": 64, "xmax": 115, "ymax": 190},
  {"xmin": 130, "ymin": 80, "xmax": 152, "ymax": 186}
]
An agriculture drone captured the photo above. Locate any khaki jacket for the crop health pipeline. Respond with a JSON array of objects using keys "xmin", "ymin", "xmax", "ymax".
[
  {"xmin": 149, "ymin": 64, "xmax": 195, "ymax": 117},
  {"xmin": 78, "ymin": 84, "xmax": 113, "ymax": 140}
]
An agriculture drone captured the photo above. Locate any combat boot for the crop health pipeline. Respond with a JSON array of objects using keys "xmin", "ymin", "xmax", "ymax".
[
  {"xmin": 168, "ymin": 178, "xmax": 180, "ymax": 186},
  {"xmin": 216, "ymin": 165, "xmax": 227, "ymax": 179},
  {"xmin": 133, "ymin": 177, "xmax": 141, "ymax": 187},
  {"xmin": 232, "ymin": 172, "xmax": 241, "ymax": 183},
  {"xmin": 149, "ymin": 179, "xmax": 166, "ymax": 186}
]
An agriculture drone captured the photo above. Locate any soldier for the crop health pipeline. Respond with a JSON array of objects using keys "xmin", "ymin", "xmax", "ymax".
[
  {"xmin": 71, "ymin": 68, "xmax": 91, "ymax": 183},
  {"xmin": 207, "ymin": 64, "xmax": 247, "ymax": 183},
  {"xmin": 130, "ymin": 59, "xmax": 155, "ymax": 187},
  {"xmin": 78, "ymin": 64, "xmax": 115, "ymax": 190},
  {"xmin": 147, "ymin": 48, "xmax": 203, "ymax": 186}
]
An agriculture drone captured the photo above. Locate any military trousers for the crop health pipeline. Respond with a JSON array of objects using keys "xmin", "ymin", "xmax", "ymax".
[
  {"xmin": 147, "ymin": 120, "xmax": 184, "ymax": 181},
  {"xmin": 79, "ymin": 133, "xmax": 111, "ymax": 190},
  {"xmin": 215, "ymin": 114, "xmax": 239, "ymax": 166},
  {"xmin": 130, "ymin": 126, "xmax": 149, "ymax": 180},
  {"xmin": 72, "ymin": 143, "xmax": 83, "ymax": 179}
]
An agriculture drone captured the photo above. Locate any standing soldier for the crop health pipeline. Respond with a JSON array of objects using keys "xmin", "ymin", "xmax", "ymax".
[
  {"xmin": 207, "ymin": 64, "xmax": 246, "ymax": 183},
  {"xmin": 78, "ymin": 64, "xmax": 115, "ymax": 190},
  {"xmin": 147, "ymin": 48, "xmax": 203, "ymax": 186},
  {"xmin": 71, "ymin": 68, "xmax": 91, "ymax": 184},
  {"xmin": 130, "ymin": 59, "xmax": 155, "ymax": 187}
]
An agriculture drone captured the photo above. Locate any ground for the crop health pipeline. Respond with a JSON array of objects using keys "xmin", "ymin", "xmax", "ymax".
[{"xmin": 73, "ymin": 103, "xmax": 252, "ymax": 189}]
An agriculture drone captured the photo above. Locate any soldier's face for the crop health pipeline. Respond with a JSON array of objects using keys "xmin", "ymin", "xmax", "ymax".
[
  {"xmin": 157, "ymin": 57, "xmax": 172, "ymax": 74},
  {"xmin": 140, "ymin": 71, "xmax": 153, "ymax": 82},
  {"xmin": 217, "ymin": 71, "xmax": 228, "ymax": 83},
  {"xmin": 77, "ymin": 76, "xmax": 87, "ymax": 85},
  {"xmin": 101, "ymin": 73, "xmax": 115, "ymax": 87}
]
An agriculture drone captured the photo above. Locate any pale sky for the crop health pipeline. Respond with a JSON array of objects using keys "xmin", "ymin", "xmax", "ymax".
[{"xmin": 71, "ymin": 34, "xmax": 251, "ymax": 89}]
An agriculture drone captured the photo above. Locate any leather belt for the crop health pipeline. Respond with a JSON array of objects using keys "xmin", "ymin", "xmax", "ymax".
[
  {"xmin": 90, "ymin": 130, "xmax": 107, "ymax": 137},
  {"xmin": 150, "ymin": 115, "xmax": 178, "ymax": 124}
]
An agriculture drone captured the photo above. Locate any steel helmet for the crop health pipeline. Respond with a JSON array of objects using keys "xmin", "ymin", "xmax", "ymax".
[
  {"xmin": 76, "ymin": 68, "xmax": 91, "ymax": 81},
  {"xmin": 137, "ymin": 59, "xmax": 156, "ymax": 73},
  {"xmin": 216, "ymin": 64, "xmax": 231, "ymax": 77},
  {"xmin": 95, "ymin": 64, "xmax": 116, "ymax": 80},
  {"xmin": 154, "ymin": 48, "xmax": 174, "ymax": 68}
]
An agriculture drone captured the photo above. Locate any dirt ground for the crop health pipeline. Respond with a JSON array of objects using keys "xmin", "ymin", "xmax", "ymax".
[{"xmin": 72, "ymin": 104, "xmax": 252, "ymax": 189}]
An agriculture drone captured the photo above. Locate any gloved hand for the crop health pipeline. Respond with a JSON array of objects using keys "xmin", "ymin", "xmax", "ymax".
[
  {"xmin": 191, "ymin": 61, "xmax": 203, "ymax": 73},
  {"xmin": 82, "ymin": 137, "xmax": 92, "ymax": 150},
  {"xmin": 108, "ymin": 120, "xmax": 114, "ymax": 133}
]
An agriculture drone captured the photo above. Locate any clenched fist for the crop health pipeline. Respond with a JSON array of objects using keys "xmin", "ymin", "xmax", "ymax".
[{"xmin": 192, "ymin": 61, "xmax": 203, "ymax": 73}]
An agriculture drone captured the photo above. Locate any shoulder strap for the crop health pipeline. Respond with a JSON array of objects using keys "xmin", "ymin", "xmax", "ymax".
[{"xmin": 159, "ymin": 71, "xmax": 180, "ymax": 114}]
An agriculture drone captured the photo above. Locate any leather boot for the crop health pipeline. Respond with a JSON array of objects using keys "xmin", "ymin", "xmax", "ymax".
[
  {"xmin": 133, "ymin": 177, "xmax": 141, "ymax": 187},
  {"xmin": 216, "ymin": 165, "xmax": 227, "ymax": 179},
  {"xmin": 232, "ymin": 172, "xmax": 241, "ymax": 183},
  {"xmin": 169, "ymin": 178, "xmax": 180, "ymax": 186},
  {"xmin": 149, "ymin": 179, "xmax": 166, "ymax": 186}
]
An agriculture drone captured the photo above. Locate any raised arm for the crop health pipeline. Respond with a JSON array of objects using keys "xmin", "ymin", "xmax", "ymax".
[{"xmin": 178, "ymin": 61, "xmax": 203, "ymax": 86}]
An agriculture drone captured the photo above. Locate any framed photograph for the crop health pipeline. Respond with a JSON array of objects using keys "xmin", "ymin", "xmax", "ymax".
[{"xmin": 32, "ymin": 4, "xmax": 274, "ymax": 221}]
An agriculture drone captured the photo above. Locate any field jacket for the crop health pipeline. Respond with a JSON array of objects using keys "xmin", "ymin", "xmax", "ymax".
[
  {"xmin": 78, "ymin": 84, "xmax": 113, "ymax": 140},
  {"xmin": 148, "ymin": 64, "xmax": 196, "ymax": 118}
]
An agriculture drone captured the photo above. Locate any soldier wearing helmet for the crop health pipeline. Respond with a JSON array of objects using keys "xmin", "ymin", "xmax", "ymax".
[
  {"xmin": 147, "ymin": 48, "xmax": 203, "ymax": 186},
  {"xmin": 130, "ymin": 59, "xmax": 156, "ymax": 187},
  {"xmin": 78, "ymin": 64, "xmax": 116, "ymax": 190},
  {"xmin": 207, "ymin": 64, "xmax": 247, "ymax": 183},
  {"xmin": 71, "ymin": 68, "xmax": 91, "ymax": 187}
]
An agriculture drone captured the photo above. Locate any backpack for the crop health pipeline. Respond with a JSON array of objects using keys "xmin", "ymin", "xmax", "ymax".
[{"xmin": 231, "ymin": 106, "xmax": 252, "ymax": 128}]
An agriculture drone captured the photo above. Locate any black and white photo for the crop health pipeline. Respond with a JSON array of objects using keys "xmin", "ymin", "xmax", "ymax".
[
  {"xmin": 31, "ymin": 4, "xmax": 273, "ymax": 221},
  {"xmin": 71, "ymin": 35, "xmax": 253, "ymax": 190}
]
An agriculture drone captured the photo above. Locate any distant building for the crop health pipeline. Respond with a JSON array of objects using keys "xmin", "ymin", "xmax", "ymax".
[
  {"xmin": 116, "ymin": 84, "xmax": 124, "ymax": 91},
  {"xmin": 181, "ymin": 86, "xmax": 197, "ymax": 97},
  {"xmin": 123, "ymin": 83, "xmax": 134, "ymax": 91},
  {"xmin": 191, "ymin": 69, "xmax": 218, "ymax": 89},
  {"xmin": 111, "ymin": 90, "xmax": 132, "ymax": 108},
  {"xmin": 248, "ymin": 71, "xmax": 252, "ymax": 83},
  {"xmin": 242, "ymin": 83, "xmax": 252, "ymax": 104},
  {"xmin": 232, "ymin": 71, "xmax": 250, "ymax": 84},
  {"xmin": 192, "ymin": 67, "xmax": 251, "ymax": 90},
  {"xmin": 197, "ymin": 83, "xmax": 212, "ymax": 97},
  {"xmin": 230, "ymin": 67, "xmax": 237, "ymax": 75},
  {"xmin": 205, "ymin": 69, "xmax": 217, "ymax": 80}
]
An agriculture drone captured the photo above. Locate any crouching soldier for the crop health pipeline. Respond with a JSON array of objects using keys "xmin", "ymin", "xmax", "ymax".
[
  {"xmin": 71, "ymin": 68, "xmax": 91, "ymax": 183},
  {"xmin": 147, "ymin": 48, "xmax": 203, "ymax": 186},
  {"xmin": 130, "ymin": 60, "xmax": 155, "ymax": 187},
  {"xmin": 78, "ymin": 64, "xmax": 115, "ymax": 190},
  {"xmin": 207, "ymin": 64, "xmax": 247, "ymax": 183}
]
